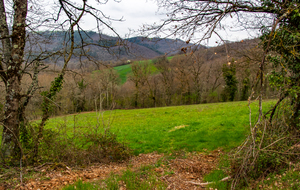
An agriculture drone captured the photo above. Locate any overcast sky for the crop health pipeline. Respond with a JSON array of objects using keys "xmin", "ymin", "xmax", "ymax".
[
  {"xmin": 80, "ymin": 0, "xmax": 165, "ymax": 37},
  {"xmin": 77, "ymin": 0, "xmax": 256, "ymax": 47}
]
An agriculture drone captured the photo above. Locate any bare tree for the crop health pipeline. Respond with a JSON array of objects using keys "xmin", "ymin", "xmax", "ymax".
[
  {"xmin": 145, "ymin": 1, "xmax": 279, "ymax": 42},
  {"xmin": 172, "ymin": 56, "xmax": 191, "ymax": 104},
  {"xmin": 93, "ymin": 68, "xmax": 119, "ymax": 110},
  {"xmin": 155, "ymin": 57, "xmax": 174, "ymax": 106},
  {"xmin": 129, "ymin": 62, "xmax": 151, "ymax": 107},
  {"xmin": 0, "ymin": 0, "xmax": 123, "ymax": 163}
]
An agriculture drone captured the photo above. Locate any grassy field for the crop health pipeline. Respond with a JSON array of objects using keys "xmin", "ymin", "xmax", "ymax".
[
  {"xmin": 42, "ymin": 100, "xmax": 275, "ymax": 155},
  {"xmin": 113, "ymin": 64, "xmax": 133, "ymax": 84},
  {"xmin": 113, "ymin": 60, "xmax": 158, "ymax": 84},
  {"xmin": 113, "ymin": 56, "xmax": 173, "ymax": 84}
]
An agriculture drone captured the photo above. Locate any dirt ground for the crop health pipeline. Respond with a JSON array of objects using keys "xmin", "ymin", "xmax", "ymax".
[{"xmin": 1, "ymin": 150, "xmax": 223, "ymax": 190}]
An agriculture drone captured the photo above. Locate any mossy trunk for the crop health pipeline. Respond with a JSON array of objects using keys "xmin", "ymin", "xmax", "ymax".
[
  {"xmin": 2, "ymin": 77, "xmax": 21, "ymax": 160},
  {"xmin": 1, "ymin": 0, "xmax": 27, "ymax": 162}
]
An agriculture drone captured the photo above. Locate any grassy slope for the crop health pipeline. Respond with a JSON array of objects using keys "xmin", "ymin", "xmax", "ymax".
[
  {"xmin": 113, "ymin": 56, "xmax": 173, "ymax": 84},
  {"xmin": 113, "ymin": 60, "xmax": 158, "ymax": 84},
  {"xmin": 113, "ymin": 64, "xmax": 132, "ymax": 84},
  {"xmin": 43, "ymin": 100, "xmax": 275, "ymax": 155}
]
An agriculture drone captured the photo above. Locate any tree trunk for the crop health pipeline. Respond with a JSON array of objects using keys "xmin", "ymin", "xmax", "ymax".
[
  {"xmin": 1, "ymin": 0, "xmax": 27, "ymax": 161},
  {"xmin": 2, "ymin": 77, "xmax": 21, "ymax": 159},
  {"xmin": 135, "ymin": 83, "xmax": 139, "ymax": 107}
]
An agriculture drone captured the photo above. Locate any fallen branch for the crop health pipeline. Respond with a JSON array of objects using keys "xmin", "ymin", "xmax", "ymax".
[
  {"xmin": 26, "ymin": 162, "xmax": 54, "ymax": 172},
  {"xmin": 186, "ymin": 176, "xmax": 231, "ymax": 187},
  {"xmin": 0, "ymin": 171, "xmax": 17, "ymax": 180}
]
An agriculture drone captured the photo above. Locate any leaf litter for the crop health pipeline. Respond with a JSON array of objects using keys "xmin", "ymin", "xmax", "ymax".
[{"xmin": 2, "ymin": 150, "xmax": 222, "ymax": 190}]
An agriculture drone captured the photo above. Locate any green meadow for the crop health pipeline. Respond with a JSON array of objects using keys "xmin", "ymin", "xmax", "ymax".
[
  {"xmin": 113, "ymin": 56, "xmax": 173, "ymax": 84},
  {"xmin": 113, "ymin": 64, "xmax": 133, "ymax": 84},
  {"xmin": 42, "ymin": 100, "xmax": 275, "ymax": 155}
]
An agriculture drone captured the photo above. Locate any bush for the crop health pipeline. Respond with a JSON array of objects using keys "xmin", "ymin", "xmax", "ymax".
[
  {"xmin": 21, "ymin": 124, "xmax": 132, "ymax": 166},
  {"xmin": 231, "ymin": 100, "xmax": 300, "ymax": 188},
  {"xmin": 207, "ymin": 91, "xmax": 219, "ymax": 103}
]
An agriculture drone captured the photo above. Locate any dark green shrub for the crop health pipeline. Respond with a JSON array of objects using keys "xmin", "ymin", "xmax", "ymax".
[
  {"xmin": 20, "ymin": 124, "xmax": 132, "ymax": 166},
  {"xmin": 222, "ymin": 62, "xmax": 238, "ymax": 102},
  {"xmin": 241, "ymin": 75, "xmax": 250, "ymax": 101}
]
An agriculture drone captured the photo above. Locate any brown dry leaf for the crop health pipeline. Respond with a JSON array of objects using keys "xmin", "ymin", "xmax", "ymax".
[{"xmin": 8, "ymin": 151, "xmax": 222, "ymax": 190}]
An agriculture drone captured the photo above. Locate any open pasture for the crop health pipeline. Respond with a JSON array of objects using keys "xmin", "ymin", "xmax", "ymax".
[
  {"xmin": 113, "ymin": 57, "xmax": 173, "ymax": 84},
  {"xmin": 43, "ymin": 100, "xmax": 275, "ymax": 154}
]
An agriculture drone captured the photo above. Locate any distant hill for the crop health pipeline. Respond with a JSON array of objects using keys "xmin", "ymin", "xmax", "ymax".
[
  {"xmin": 126, "ymin": 37, "xmax": 202, "ymax": 55},
  {"xmin": 26, "ymin": 31, "xmax": 203, "ymax": 66},
  {"xmin": 197, "ymin": 38, "xmax": 260, "ymax": 61}
]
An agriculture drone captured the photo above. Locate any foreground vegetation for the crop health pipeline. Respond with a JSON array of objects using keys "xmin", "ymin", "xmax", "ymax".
[
  {"xmin": 3, "ymin": 99, "xmax": 300, "ymax": 190},
  {"xmin": 61, "ymin": 145, "xmax": 300, "ymax": 190}
]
